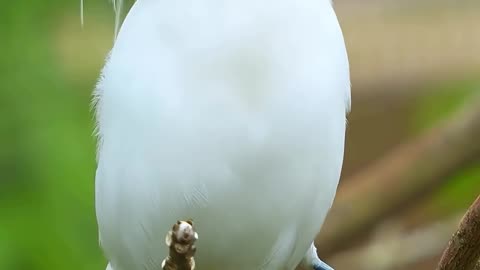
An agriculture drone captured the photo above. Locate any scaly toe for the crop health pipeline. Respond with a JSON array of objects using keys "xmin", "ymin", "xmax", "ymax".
[{"xmin": 313, "ymin": 260, "xmax": 334, "ymax": 270}]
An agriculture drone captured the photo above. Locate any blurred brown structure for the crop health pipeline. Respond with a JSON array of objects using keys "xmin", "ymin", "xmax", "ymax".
[{"xmin": 313, "ymin": 1, "xmax": 480, "ymax": 269}]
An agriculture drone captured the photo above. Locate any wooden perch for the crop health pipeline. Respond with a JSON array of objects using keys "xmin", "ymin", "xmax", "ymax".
[
  {"xmin": 317, "ymin": 95, "xmax": 480, "ymax": 256},
  {"xmin": 162, "ymin": 220, "xmax": 198, "ymax": 270},
  {"xmin": 437, "ymin": 195, "xmax": 480, "ymax": 270}
]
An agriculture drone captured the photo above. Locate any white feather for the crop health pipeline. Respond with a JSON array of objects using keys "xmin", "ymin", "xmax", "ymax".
[
  {"xmin": 111, "ymin": 0, "xmax": 124, "ymax": 38},
  {"xmin": 80, "ymin": 0, "xmax": 127, "ymax": 37},
  {"xmin": 95, "ymin": 1, "xmax": 350, "ymax": 270}
]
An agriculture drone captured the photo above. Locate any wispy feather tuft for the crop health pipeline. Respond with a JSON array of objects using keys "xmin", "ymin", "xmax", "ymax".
[
  {"xmin": 80, "ymin": 0, "xmax": 84, "ymax": 26},
  {"xmin": 111, "ymin": 0, "xmax": 124, "ymax": 38},
  {"xmin": 80, "ymin": 0, "xmax": 128, "ymax": 39}
]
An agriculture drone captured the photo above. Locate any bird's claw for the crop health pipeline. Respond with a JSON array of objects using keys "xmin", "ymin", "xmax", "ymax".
[{"xmin": 313, "ymin": 260, "xmax": 334, "ymax": 270}]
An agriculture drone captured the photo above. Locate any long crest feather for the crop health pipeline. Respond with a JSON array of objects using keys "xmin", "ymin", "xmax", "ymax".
[
  {"xmin": 111, "ymin": 0, "xmax": 124, "ymax": 38},
  {"xmin": 80, "ymin": 0, "xmax": 127, "ymax": 39}
]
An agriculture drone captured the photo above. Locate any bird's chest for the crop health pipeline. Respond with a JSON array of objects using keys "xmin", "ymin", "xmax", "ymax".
[
  {"xmin": 97, "ymin": 1, "xmax": 345, "ymax": 269},
  {"xmin": 123, "ymin": 0, "xmax": 326, "ymax": 110}
]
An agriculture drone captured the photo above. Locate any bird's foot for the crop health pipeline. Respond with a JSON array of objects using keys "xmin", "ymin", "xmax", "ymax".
[
  {"xmin": 301, "ymin": 242, "xmax": 334, "ymax": 270},
  {"xmin": 162, "ymin": 220, "xmax": 198, "ymax": 270},
  {"xmin": 313, "ymin": 260, "xmax": 334, "ymax": 270}
]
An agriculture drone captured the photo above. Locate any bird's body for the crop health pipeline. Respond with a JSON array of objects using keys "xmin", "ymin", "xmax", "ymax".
[{"xmin": 94, "ymin": 1, "xmax": 350, "ymax": 270}]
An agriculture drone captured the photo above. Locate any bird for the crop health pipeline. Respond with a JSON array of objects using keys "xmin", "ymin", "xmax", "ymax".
[{"xmin": 93, "ymin": 0, "xmax": 350, "ymax": 269}]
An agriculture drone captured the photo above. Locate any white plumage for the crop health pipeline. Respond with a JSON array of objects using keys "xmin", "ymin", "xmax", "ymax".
[{"xmin": 94, "ymin": 1, "xmax": 350, "ymax": 270}]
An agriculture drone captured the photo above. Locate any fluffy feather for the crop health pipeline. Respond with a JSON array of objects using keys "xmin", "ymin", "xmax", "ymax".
[{"xmin": 94, "ymin": 1, "xmax": 350, "ymax": 270}]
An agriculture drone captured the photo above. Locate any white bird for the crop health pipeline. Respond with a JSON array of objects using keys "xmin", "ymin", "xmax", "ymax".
[{"xmin": 93, "ymin": 0, "xmax": 350, "ymax": 270}]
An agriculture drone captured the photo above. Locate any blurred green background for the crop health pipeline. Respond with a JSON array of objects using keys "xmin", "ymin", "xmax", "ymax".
[{"xmin": 0, "ymin": 1, "xmax": 478, "ymax": 270}]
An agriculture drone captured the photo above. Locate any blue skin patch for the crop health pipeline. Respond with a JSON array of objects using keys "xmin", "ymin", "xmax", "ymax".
[{"xmin": 313, "ymin": 260, "xmax": 334, "ymax": 270}]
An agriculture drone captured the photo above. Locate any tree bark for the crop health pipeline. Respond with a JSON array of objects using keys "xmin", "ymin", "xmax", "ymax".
[{"xmin": 437, "ymin": 195, "xmax": 480, "ymax": 270}]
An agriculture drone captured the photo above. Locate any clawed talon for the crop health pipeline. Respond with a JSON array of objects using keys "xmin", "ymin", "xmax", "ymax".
[
  {"xmin": 301, "ymin": 243, "xmax": 334, "ymax": 270},
  {"xmin": 162, "ymin": 220, "xmax": 198, "ymax": 270},
  {"xmin": 313, "ymin": 260, "xmax": 334, "ymax": 270}
]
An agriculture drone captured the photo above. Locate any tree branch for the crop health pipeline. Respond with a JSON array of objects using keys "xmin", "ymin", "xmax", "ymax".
[{"xmin": 437, "ymin": 195, "xmax": 480, "ymax": 270}]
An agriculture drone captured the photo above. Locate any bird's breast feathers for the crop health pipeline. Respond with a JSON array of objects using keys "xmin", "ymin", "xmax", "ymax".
[{"xmin": 95, "ymin": 1, "xmax": 349, "ymax": 270}]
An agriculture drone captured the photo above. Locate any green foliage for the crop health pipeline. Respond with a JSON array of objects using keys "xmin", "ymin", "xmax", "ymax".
[
  {"xmin": 410, "ymin": 78, "xmax": 480, "ymax": 218},
  {"xmin": 410, "ymin": 79, "xmax": 480, "ymax": 220},
  {"xmin": 417, "ymin": 162, "xmax": 480, "ymax": 221},
  {"xmin": 411, "ymin": 79, "xmax": 479, "ymax": 132},
  {"xmin": 434, "ymin": 163, "xmax": 480, "ymax": 213},
  {"xmin": 0, "ymin": 1, "xmax": 111, "ymax": 269}
]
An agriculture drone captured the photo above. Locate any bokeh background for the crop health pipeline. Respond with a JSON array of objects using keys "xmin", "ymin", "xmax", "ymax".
[{"xmin": 0, "ymin": 1, "xmax": 479, "ymax": 269}]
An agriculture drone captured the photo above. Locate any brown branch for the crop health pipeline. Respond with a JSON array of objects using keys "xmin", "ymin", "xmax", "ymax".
[
  {"xmin": 317, "ymin": 95, "xmax": 480, "ymax": 256},
  {"xmin": 162, "ymin": 220, "xmax": 198, "ymax": 270},
  {"xmin": 437, "ymin": 195, "xmax": 480, "ymax": 270}
]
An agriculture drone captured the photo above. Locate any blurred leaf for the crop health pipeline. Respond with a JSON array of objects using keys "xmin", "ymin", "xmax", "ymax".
[{"xmin": 411, "ymin": 79, "xmax": 480, "ymax": 132}]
